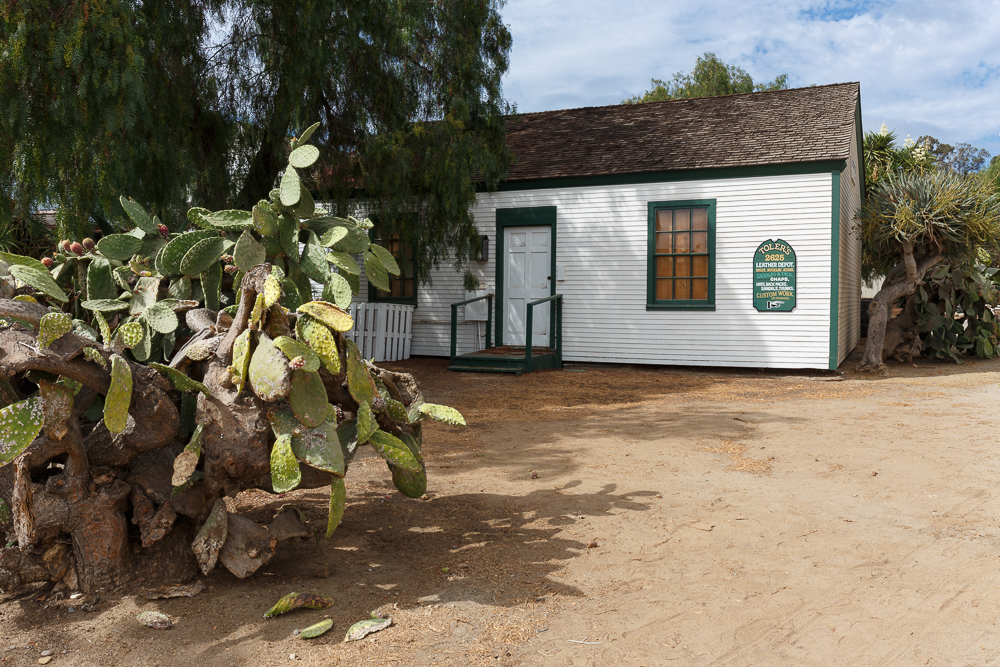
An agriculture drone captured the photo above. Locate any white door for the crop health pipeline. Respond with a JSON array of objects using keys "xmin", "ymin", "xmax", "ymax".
[{"xmin": 504, "ymin": 226, "xmax": 551, "ymax": 346}]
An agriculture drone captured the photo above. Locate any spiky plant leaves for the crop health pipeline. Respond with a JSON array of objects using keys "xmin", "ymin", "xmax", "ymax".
[
  {"xmin": 253, "ymin": 202, "xmax": 278, "ymax": 236},
  {"xmin": 278, "ymin": 213, "xmax": 299, "ymax": 263},
  {"xmin": 179, "ymin": 236, "xmax": 226, "ymax": 277},
  {"xmin": 289, "ymin": 369, "xmax": 328, "ymax": 428},
  {"xmin": 280, "ymin": 166, "xmax": 301, "ymax": 207},
  {"xmin": 183, "ymin": 338, "xmax": 218, "ymax": 361},
  {"xmin": 192, "ymin": 498, "xmax": 228, "ymax": 575},
  {"xmin": 0, "ymin": 251, "xmax": 47, "ymax": 272},
  {"xmin": 104, "ymin": 354, "xmax": 133, "ymax": 434},
  {"xmin": 148, "ymin": 362, "xmax": 211, "ymax": 396},
  {"xmin": 319, "ymin": 226, "xmax": 348, "ymax": 249},
  {"xmin": 96, "ymin": 234, "xmax": 144, "ymax": 261},
  {"xmin": 417, "ymin": 403, "xmax": 466, "ymax": 426},
  {"xmin": 249, "ymin": 333, "xmax": 292, "ymax": 401},
  {"xmin": 368, "ymin": 429, "xmax": 421, "ymax": 472},
  {"xmin": 171, "ymin": 423, "xmax": 204, "ymax": 487},
  {"xmin": 385, "ymin": 398, "xmax": 408, "ymax": 424},
  {"xmin": 160, "ymin": 230, "xmax": 218, "ymax": 275},
  {"xmin": 263, "ymin": 274, "xmax": 282, "ymax": 308},
  {"xmin": 153, "ymin": 243, "xmax": 168, "ymax": 275},
  {"xmin": 87, "ymin": 257, "xmax": 118, "ymax": 301},
  {"xmin": 112, "ymin": 265, "xmax": 132, "ymax": 291},
  {"xmin": 203, "ymin": 210, "xmax": 253, "ymax": 231},
  {"xmin": 38, "ymin": 312, "xmax": 72, "ymax": 348},
  {"xmin": 83, "ymin": 346, "xmax": 108, "ymax": 368},
  {"xmin": 250, "ymin": 293, "xmax": 266, "ymax": 330},
  {"xmin": 324, "ymin": 250, "xmax": 359, "ymax": 276},
  {"xmin": 295, "ymin": 185, "xmax": 316, "ymax": 219},
  {"xmin": 145, "ymin": 302, "xmax": 179, "ymax": 334},
  {"xmin": 344, "ymin": 270, "xmax": 360, "ymax": 296},
  {"xmin": 230, "ymin": 329, "xmax": 253, "ymax": 393},
  {"xmin": 326, "ymin": 476, "xmax": 346, "ymax": 538},
  {"xmin": 288, "ymin": 144, "xmax": 320, "ymax": 169},
  {"xmin": 313, "ymin": 219, "xmax": 369, "ymax": 254},
  {"xmin": 300, "ymin": 618, "xmax": 334, "ymax": 639},
  {"xmin": 81, "ymin": 299, "xmax": 129, "ymax": 314},
  {"xmin": 356, "ymin": 401, "xmax": 377, "ymax": 444},
  {"xmin": 116, "ymin": 322, "xmax": 144, "ymax": 349},
  {"xmin": 131, "ymin": 319, "xmax": 154, "ymax": 362},
  {"xmin": 129, "ymin": 276, "xmax": 160, "ymax": 315},
  {"xmin": 90, "ymin": 311, "xmax": 111, "ymax": 348},
  {"xmin": 270, "ymin": 433, "xmax": 301, "ymax": 493},
  {"xmin": 390, "ymin": 433, "xmax": 426, "ymax": 498},
  {"xmin": 8, "ymin": 265, "xmax": 68, "ymax": 302},
  {"xmin": 273, "ymin": 336, "xmax": 320, "ymax": 372},
  {"xmin": 119, "ymin": 196, "xmax": 159, "ymax": 235},
  {"xmin": 295, "ymin": 314, "xmax": 341, "ymax": 374},
  {"xmin": 271, "ymin": 410, "xmax": 345, "ymax": 476},
  {"xmin": 344, "ymin": 339, "xmax": 377, "ymax": 405},
  {"xmin": 234, "ymin": 231, "xmax": 266, "ymax": 273},
  {"xmin": 263, "ymin": 592, "xmax": 334, "ymax": 619},
  {"xmin": 300, "ymin": 231, "xmax": 330, "ymax": 284},
  {"xmin": 202, "ymin": 260, "xmax": 223, "ymax": 312},
  {"xmin": 363, "ymin": 251, "xmax": 390, "ymax": 292},
  {"xmin": 369, "ymin": 243, "xmax": 401, "ymax": 277},
  {"xmin": 296, "ymin": 301, "xmax": 353, "ymax": 332},
  {"xmin": 322, "ymin": 273, "xmax": 353, "ymax": 310},
  {"xmin": 345, "ymin": 617, "xmax": 391, "ymax": 641},
  {"xmin": 0, "ymin": 397, "xmax": 44, "ymax": 464},
  {"xmin": 297, "ymin": 122, "xmax": 320, "ymax": 145}
]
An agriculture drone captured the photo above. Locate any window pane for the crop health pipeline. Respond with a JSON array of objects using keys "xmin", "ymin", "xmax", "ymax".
[
  {"xmin": 656, "ymin": 232, "xmax": 671, "ymax": 252},
  {"xmin": 692, "ymin": 208, "xmax": 708, "ymax": 230},
  {"xmin": 656, "ymin": 256, "xmax": 673, "ymax": 278},
  {"xmin": 675, "ymin": 256, "xmax": 690, "ymax": 276},
  {"xmin": 674, "ymin": 233, "xmax": 690, "ymax": 254},
  {"xmin": 656, "ymin": 210, "xmax": 672, "ymax": 232},
  {"xmin": 692, "ymin": 255, "xmax": 709, "ymax": 277},
  {"xmin": 674, "ymin": 278, "xmax": 690, "ymax": 300},
  {"xmin": 674, "ymin": 209, "xmax": 690, "ymax": 231},
  {"xmin": 692, "ymin": 231, "xmax": 708, "ymax": 253},
  {"xmin": 656, "ymin": 279, "xmax": 673, "ymax": 300},
  {"xmin": 692, "ymin": 278, "xmax": 708, "ymax": 300},
  {"xmin": 403, "ymin": 279, "xmax": 414, "ymax": 297}
]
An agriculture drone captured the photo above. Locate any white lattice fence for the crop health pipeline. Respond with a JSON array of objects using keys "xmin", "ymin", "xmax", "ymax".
[{"xmin": 345, "ymin": 303, "xmax": 413, "ymax": 362}]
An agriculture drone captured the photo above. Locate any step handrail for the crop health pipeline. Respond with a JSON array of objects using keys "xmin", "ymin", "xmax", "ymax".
[
  {"xmin": 450, "ymin": 294, "xmax": 494, "ymax": 364},
  {"xmin": 525, "ymin": 294, "xmax": 563, "ymax": 371}
]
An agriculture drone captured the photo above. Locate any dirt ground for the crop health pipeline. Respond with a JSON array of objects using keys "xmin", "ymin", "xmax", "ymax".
[{"xmin": 5, "ymin": 344, "xmax": 1000, "ymax": 666}]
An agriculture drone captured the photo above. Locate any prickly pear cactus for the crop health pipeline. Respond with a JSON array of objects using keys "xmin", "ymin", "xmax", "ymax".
[
  {"xmin": 390, "ymin": 433, "xmax": 426, "ymax": 498},
  {"xmin": 368, "ymin": 429, "xmax": 421, "ymax": 472},
  {"xmin": 295, "ymin": 314, "xmax": 341, "ymax": 374},
  {"xmin": 356, "ymin": 401, "xmax": 377, "ymax": 444},
  {"xmin": 416, "ymin": 403, "xmax": 467, "ymax": 426},
  {"xmin": 288, "ymin": 369, "xmax": 328, "ymax": 428},
  {"xmin": 172, "ymin": 424, "xmax": 204, "ymax": 487},
  {"xmin": 300, "ymin": 618, "xmax": 333, "ymax": 639},
  {"xmin": 326, "ymin": 475, "xmax": 346, "ymax": 537},
  {"xmin": 115, "ymin": 322, "xmax": 144, "ymax": 350},
  {"xmin": 145, "ymin": 302, "xmax": 179, "ymax": 334},
  {"xmin": 344, "ymin": 339, "xmax": 377, "ymax": 405},
  {"xmin": 264, "ymin": 592, "xmax": 334, "ymax": 619},
  {"xmin": 249, "ymin": 333, "xmax": 291, "ymax": 401},
  {"xmin": 270, "ymin": 433, "xmax": 301, "ymax": 493},
  {"xmin": 148, "ymin": 362, "xmax": 212, "ymax": 396},
  {"xmin": 273, "ymin": 336, "xmax": 320, "ymax": 372},
  {"xmin": 0, "ymin": 397, "xmax": 44, "ymax": 464},
  {"xmin": 229, "ymin": 329, "xmax": 253, "ymax": 393},
  {"xmin": 38, "ymin": 312, "xmax": 73, "ymax": 348},
  {"xmin": 296, "ymin": 301, "xmax": 353, "ymax": 332},
  {"xmin": 104, "ymin": 354, "xmax": 133, "ymax": 434}
]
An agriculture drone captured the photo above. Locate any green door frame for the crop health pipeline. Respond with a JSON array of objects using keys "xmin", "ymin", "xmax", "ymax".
[{"xmin": 494, "ymin": 206, "xmax": 558, "ymax": 347}]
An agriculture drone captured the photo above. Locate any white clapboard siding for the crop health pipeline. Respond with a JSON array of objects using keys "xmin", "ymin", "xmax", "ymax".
[
  {"xmin": 343, "ymin": 303, "xmax": 413, "ymax": 362},
  {"xmin": 350, "ymin": 171, "xmax": 861, "ymax": 369},
  {"xmin": 838, "ymin": 131, "xmax": 864, "ymax": 364}
]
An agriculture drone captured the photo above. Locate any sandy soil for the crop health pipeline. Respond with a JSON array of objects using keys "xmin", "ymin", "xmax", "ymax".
[{"xmin": 5, "ymin": 346, "xmax": 1000, "ymax": 666}]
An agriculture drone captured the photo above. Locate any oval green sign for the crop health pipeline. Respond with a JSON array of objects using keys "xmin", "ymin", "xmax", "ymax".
[{"xmin": 753, "ymin": 239, "xmax": 796, "ymax": 312}]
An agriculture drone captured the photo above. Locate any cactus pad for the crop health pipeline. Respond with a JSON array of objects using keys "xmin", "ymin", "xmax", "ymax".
[
  {"xmin": 279, "ymin": 166, "xmax": 301, "ymax": 207},
  {"xmin": 83, "ymin": 346, "xmax": 108, "ymax": 368},
  {"xmin": 368, "ymin": 429, "xmax": 421, "ymax": 472},
  {"xmin": 202, "ymin": 260, "xmax": 223, "ymax": 312},
  {"xmin": 390, "ymin": 433, "xmax": 426, "ymax": 498},
  {"xmin": 38, "ymin": 312, "xmax": 72, "ymax": 348},
  {"xmin": 384, "ymin": 398, "xmax": 408, "ymax": 424},
  {"xmin": 82, "ymin": 299, "xmax": 129, "ymax": 313},
  {"xmin": 289, "ymin": 418, "xmax": 344, "ymax": 477},
  {"xmin": 145, "ymin": 301, "xmax": 179, "ymax": 334},
  {"xmin": 263, "ymin": 275, "xmax": 282, "ymax": 308},
  {"xmin": 87, "ymin": 257, "xmax": 118, "ymax": 301},
  {"xmin": 270, "ymin": 433, "xmax": 302, "ymax": 493},
  {"xmin": 92, "ymin": 311, "xmax": 113, "ymax": 347},
  {"xmin": 234, "ymin": 230, "xmax": 266, "ymax": 273},
  {"xmin": 184, "ymin": 338, "xmax": 218, "ymax": 361},
  {"xmin": 320, "ymin": 227, "xmax": 349, "ymax": 249},
  {"xmin": 180, "ymin": 236, "xmax": 226, "ymax": 277},
  {"xmin": 96, "ymin": 234, "xmax": 144, "ymax": 261},
  {"xmin": 296, "ymin": 301, "xmax": 353, "ymax": 332},
  {"xmin": 161, "ymin": 230, "xmax": 218, "ymax": 275},
  {"xmin": 119, "ymin": 196, "xmax": 158, "ymax": 235},
  {"xmin": 356, "ymin": 401, "xmax": 377, "ymax": 444},
  {"xmin": 295, "ymin": 185, "xmax": 316, "ymax": 219},
  {"xmin": 0, "ymin": 397, "xmax": 44, "ymax": 465},
  {"xmin": 295, "ymin": 314, "xmax": 341, "ymax": 374},
  {"xmin": 253, "ymin": 202, "xmax": 278, "ymax": 236},
  {"xmin": 104, "ymin": 354, "xmax": 133, "ymax": 433},
  {"xmin": 202, "ymin": 209, "xmax": 253, "ymax": 231},
  {"xmin": 288, "ymin": 144, "xmax": 320, "ymax": 169},
  {"xmin": 321, "ymin": 273, "xmax": 353, "ymax": 310},
  {"xmin": 417, "ymin": 403, "xmax": 467, "ymax": 426},
  {"xmin": 363, "ymin": 251, "xmax": 390, "ymax": 291},
  {"xmin": 300, "ymin": 618, "xmax": 334, "ymax": 639},
  {"xmin": 8, "ymin": 264, "xmax": 68, "ymax": 302},
  {"xmin": 192, "ymin": 499, "xmax": 228, "ymax": 575},
  {"xmin": 345, "ymin": 616, "xmax": 391, "ymax": 641},
  {"xmin": 171, "ymin": 424, "xmax": 204, "ymax": 487},
  {"xmin": 288, "ymin": 369, "xmax": 328, "ymax": 428},
  {"xmin": 326, "ymin": 475, "xmax": 347, "ymax": 537},
  {"xmin": 297, "ymin": 121, "xmax": 320, "ymax": 145},
  {"xmin": 250, "ymin": 293, "xmax": 266, "ymax": 329},
  {"xmin": 168, "ymin": 276, "xmax": 193, "ymax": 300},
  {"xmin": 273, "ymin": 336, "xmax": 320, "ymax": 372},
  {"xmin": 116, "ymin": 322, "xmax": 144, "ymax": 349},
  {"xmin": 264, "ymin": 592, "xmax": 334, "ymax": 619},
  {"xmin": 129, "ymin": 276, "xmax": 160, "ymax": 315},
  {"xmin": 229, "ymin": 330, "xmax": 253, "ymax": 393},
  {"xmin": 344, "ymin": 340, "xmax": 377, "ymax": 405},
  {"xmin": 369, "ymin": 243, "xmax": 401, "ymax": 276},
  {"xmin": 249, "ymin": 333, "xmax": 292, "ymax": 401},
  {"xmin": 148, "ymin": 362, "xmax": 212, "ymax": 396},
  {"xmin": 299, "ymin": 231, "xmax": 329, "ymax": 284},
  {"xmin": 278, "ymin": 212, "xmax": 299, "ymax": 262}
]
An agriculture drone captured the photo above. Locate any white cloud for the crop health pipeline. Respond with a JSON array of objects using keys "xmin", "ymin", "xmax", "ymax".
[{"xmin": 501, "ymin": 0, "xmax": 1000, "ymax": 159}]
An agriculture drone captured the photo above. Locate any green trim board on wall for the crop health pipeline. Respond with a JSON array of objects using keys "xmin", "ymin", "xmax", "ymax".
[
  {"xmin": 646, "ymin": 199, "xmax": 716, "ymax": 311},
  {"xmin": 494, "ymin": 206, "xmax": 558, "ymax": 347},
  {"xmin": 829, "ymin": 170, "xmax": 841, "ymax": 370}
]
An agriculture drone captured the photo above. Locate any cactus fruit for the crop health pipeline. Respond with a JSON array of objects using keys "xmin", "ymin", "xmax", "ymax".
[
  {"xmin": 288, "ymin": 356, "xmax": 305, "ymax": 370},
  {"xmin": 61, "ymin": 239, "xmax": 72, "ymax": 253},
  {"xmin": 0, "ymin": 397, "xmax": 44, "ymax": 465},
  {"xmin": 103, "ymin": 354, "xmax": 133, "ymax": 434},
  {"xmin": 82, "ymin": 237, "xmax": 96, "ymax": 250},
  {"xmin": 368, "ymin": 429, "xmax": 421, "ymax": 472},
  {"xmin": 38, "ymin": 311, "xmax": 72, "ymax": 348},
  {"xmin": 326, "ymin": 475, "xmax": 346, "ymax": 538},
  {"xmin": 296, "ymin": 301, "xmax": 353, "ymax": 332},
  {"xmin": 264, "ymin": 592, "xmax": 335, "ymax": 619},
  {"xmin": 273, "ymin": 336, "xmax": 320, "ymax": 372},
  {"xmin": 171, "ymin": 424, "xmax": 204, "ymax": 487},
  {"xmin": 149, "ymin": 362, "xmax": 212, "ymax": 396},
  {"xmin": 270, "ymin": 433, "xmax": 301, "ymax": 493},
  {"xmin": 345, "ymin": 617, "xmax": 391, "ymax": 642},
  {"xmin": 224, "ymin": 264, "xmax": 238, "ymax": 275},
  {"xmin": 41, "ymin": 257, "xmax": 54, "ymax": 268},
  {"xmin": 417, "ymin": 403, "xmax": 467, "ymax": 426},
  {"xmin": 300, "ymin": 618, "xmax": 334, "ymax": 639},
  {"xmin": 249, "ymin": 333, "xmax": 292, "ymax": 401},
  {"xmin": 8, "ymin": 264, "xmax": 68, "ymax": 302},
  {"xmin": 288, "ymin": 369, "xmax": 328, "ymax": 428},
  {"xmin": 356, "ymin": 401, "xmax": 377, "ymax": 444}
]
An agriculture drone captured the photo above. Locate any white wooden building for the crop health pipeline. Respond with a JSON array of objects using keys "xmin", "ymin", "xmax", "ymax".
[{"xmin": 352, "ymin": 83, "xmax": 864, "ymax": 371}]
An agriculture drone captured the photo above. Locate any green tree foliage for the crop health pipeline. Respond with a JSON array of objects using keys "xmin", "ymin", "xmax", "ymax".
[
  {"xmin": 916, "ymin": 136, "xmax": 991, "ymax": 176},
  {"xmin": 622, "ymin": 52, "xmax": 788, "ymax": 104},
  {"xmin": 861, "ymin": 125, "xmax": 936, "ymax": 223},
  {"xmin": 0, "ymin": 0, "xmax": 513, "ymax": 281}
]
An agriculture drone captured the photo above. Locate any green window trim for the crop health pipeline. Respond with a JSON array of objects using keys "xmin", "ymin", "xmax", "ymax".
[
  {"xmin": 367, "ymin": 230, "xmax": 418, "ymax": 306},
  {"xmin": 646, "ymin": 199, "xmax": 716, "ymax": 311}
]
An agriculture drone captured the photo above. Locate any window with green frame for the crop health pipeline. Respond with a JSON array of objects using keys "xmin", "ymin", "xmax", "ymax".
[
  {"xmin": 368, "ymin": 234, "xmax": 417, "ymax": 305},
  {"xmin": 647, "ymin": 199, "xmax": 716, "ymax": 311}
]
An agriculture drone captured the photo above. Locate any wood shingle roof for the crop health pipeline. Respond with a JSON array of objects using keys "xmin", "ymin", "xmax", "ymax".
[{"xmin": 503, "ymin": 82, "xmax": 860, "ymax": 182}]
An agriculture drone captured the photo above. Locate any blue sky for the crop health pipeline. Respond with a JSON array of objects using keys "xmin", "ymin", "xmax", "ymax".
[{"xmin": 500, "ymin": 0, "xmax": 1000, "ymax": 162}]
